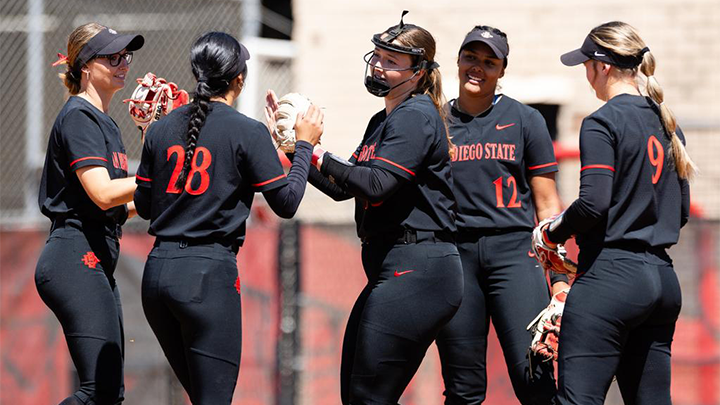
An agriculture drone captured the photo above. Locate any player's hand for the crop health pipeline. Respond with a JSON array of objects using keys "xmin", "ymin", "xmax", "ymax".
[
  {"xmin": 527, "ymin": 288, "xmax": 569, "ymax": 362},
  {"xmin": 294, "ymin": 104, "xmax": 324, "ymax": 146},
  {"xmin": 531, "ymin": 216, "xmax": 577, "ymax": 275},
  {"xmin": 264, "ymin": 89, "xmax": 280, "ymax": 143}
]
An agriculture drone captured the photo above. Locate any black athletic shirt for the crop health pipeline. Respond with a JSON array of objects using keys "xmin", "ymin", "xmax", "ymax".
[
  {"xmin": 447, "ymin": 95, "xmax": 558, "ymax": 230},
  {"xmin": 39, "ymin": 96, "xmax": 129, "ymax": 227},
  {"xmin": 347, "ymin": 94, "xmax": 457, "ymax": 238},
  {"xmin": 552, "ymin": 94, "xmax": 690, "ymax": 251},
  {"xmin": 135, "ymin": 102, "xmax": 296, "ymax": 246}
]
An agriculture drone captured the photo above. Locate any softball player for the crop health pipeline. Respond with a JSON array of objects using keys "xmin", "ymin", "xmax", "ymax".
[
  {"xmin": 134, "ymin": 32, "xmax": 322, "ymax": 405},
  {"xmin": 299, "ymin": 12, "xmax": 464, "ymax": 405},
  {"xmin": 36, "ymin": 23, "xmax": 143, "ymax": 405},
  {"xmin": 538, "ymin": 21, "xmax": 695, "ymax": 405},
  {"xmin": 434, "ymin": 25, "xmax": 568, "ymax": 405}
]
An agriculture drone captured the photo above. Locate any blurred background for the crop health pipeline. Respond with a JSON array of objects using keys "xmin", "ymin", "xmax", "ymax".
[{"xmin": 1, "ymin": 0, "xmax": 718, "ymax": 404}]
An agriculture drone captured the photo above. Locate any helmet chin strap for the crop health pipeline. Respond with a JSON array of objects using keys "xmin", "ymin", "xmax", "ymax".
[
  {"xmin": 364, "ymin": 68, "xmax": 421, "ymax": 98},
  {"xmin": 364, "ymin": 59, "xmax": 433, "ymax": 97}
]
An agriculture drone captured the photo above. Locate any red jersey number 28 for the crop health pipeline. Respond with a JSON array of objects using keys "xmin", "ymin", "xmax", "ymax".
[
  {"xmin": 647, "ymin": 135, "xmax": 664, "ymax": 185},
  {"xmin": 166, "ymin": 145, "xmax": 212, "ymax": 195}
]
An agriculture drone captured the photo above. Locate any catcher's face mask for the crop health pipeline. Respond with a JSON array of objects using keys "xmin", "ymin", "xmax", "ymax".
[{"xmin": 363, "ymin": 10, "xmax": 438, "ymax": 97}]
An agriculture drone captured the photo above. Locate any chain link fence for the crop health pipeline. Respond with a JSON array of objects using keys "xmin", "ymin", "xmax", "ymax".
[{"xmin": 0, "ymin": 0, "xmax": 293, "ymax": 228}]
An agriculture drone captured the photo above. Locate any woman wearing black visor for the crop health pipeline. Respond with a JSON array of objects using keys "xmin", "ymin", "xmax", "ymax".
[{"xmin": 38, "ymin": 23, "xmax": 143, "ymax": 405}]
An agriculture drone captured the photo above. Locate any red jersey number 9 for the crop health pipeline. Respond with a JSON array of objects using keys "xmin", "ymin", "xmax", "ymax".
[
  {"xmin": 647, "ymin": 136, "xmax": 664, "ymax": 185},
  {"xmin": 166, "ymin": 145, "xmax": 213, "ymax": 195}
]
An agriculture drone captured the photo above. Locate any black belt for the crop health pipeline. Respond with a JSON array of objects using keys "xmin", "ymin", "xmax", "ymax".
[
  {"xmin": 51, "ymin": 217, "xmax": 122, "ymax": 239},
  {"xmin": 456, "ymin": 226, "xmax": 530, "ymax": 242},
  {"xmin": 154, "ymin": 237, "xmax": 240, "ymax": 254},
  {"xmin": 604, "ymin": 241, "xmax": 668, "ymax": 254},
  {"xmin": 362, "ymin": 229, "xmax": 455, "ymax": 245}
]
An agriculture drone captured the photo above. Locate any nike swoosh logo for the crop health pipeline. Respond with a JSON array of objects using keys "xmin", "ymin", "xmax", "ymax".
[
  {"xmin": 496, "ymin": 123, "xmax": 516, "ymax": 130},
  {"xmin": 594, "ymin": 51, "xmax": 606, "ymax": 57},
  {"xmin": 394, "ymin": 270, "xmax": 415, "ymax": 277}
]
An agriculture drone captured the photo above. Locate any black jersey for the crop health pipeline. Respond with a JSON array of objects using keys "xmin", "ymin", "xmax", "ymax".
[
  {"xmin": 39, "ymin": 96, "xmax": 129, "ymax": 225},
  {"xmin": 347, "ymin": 94, "xmax": 456, "ymax": 238},
  {"xmin": 135, "ymin": 102, "xmax": 287, "ymax": 245},
  {"xmin": 575, "ymin": 94, "xmax": 687, "ymax": 249},
  {"xmin": 447, "ymin": 96, "xmax": 558, "ymax": 230}
]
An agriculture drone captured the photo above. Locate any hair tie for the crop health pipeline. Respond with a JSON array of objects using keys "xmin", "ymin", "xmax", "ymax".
[
  {"xmin": 640, "ymin": 47, "xmax": 650, "ymax": 55},
  {"xmin": 51, "ymin": 53, "xmax": 69, "ymax": 67},
  {"xmin": 426, "ymin": 61, "xmax": 440, "ymax": 71},
  {"xmin": 197, "ymin": 76, "xmax": 229, "ymax": 87}
]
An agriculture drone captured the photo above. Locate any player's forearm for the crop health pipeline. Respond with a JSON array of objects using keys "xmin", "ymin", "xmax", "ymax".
[
  {"xmin": 78, "ymin": 167, "xmax": 137, "ymax": 211},
  {"xmin": 86, "ymin": 177, "xmax": 136, "ymax": 211},
  {"xmin": 308, "ymin": 167, "xmax": 353, "ymax": 201},
  {"xmin": 547, "ymin": 174, "xmax": 612, "ymax": 243},
  {"xmin": 133, "ymin": 186, "xmax": 151, "ymax": 220},
  {"xmin": 263, "ymin": 141, "xmax": 313, "ymax": 218},
  {"xmin": 126, "ymin": 201, "xmax": 137, "ymax": 219},
  {"xmin": 680, "ymin": 178, "xmax": 690, "ymax": 228},
  {"xmin": 99, "ymin": 177, "xmax": 137, "ymax": 209},
  {"xmin": 320, "ymin": 154, "xmax": 403, "ymax": 203},
  {"xmin": 529, "ymin": 173, "xmax": 563, "ymax": 221}
]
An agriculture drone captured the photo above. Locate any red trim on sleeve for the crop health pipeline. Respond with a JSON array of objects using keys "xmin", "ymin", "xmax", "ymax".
[
  {"xmin": 70, "ymin": 156, "xmax": 108, "ymax": 167},
  {"xmin": 581, "ymin": 164, "xmax": 615, "ymax": 172},
  {"xmin": 352, "ymin": 153, "xmax": 359, "ymax": 159},
  {"xmin": 527, "ymin": 162, "xmax": 558, "ymax": 170},
  {"xmin": 252, "ymin": 173, "xmax": 287, "ymax": 187},
  {"xmin": 136, "ymin": 175, "xmax": 152, "ymax": 182},
  {"xmin": 372, "ymin": 157, "xmax": 416, "ymax": 177}
]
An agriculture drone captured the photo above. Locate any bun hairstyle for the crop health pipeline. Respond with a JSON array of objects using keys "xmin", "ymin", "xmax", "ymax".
[
  {"xmin": 57, "ymin": 23, "xmax": 105, "ymax": 94},
  {"xmin": 175, "ymin": 32, "xmax": 249, "ymax": 190},
  {"xmin": 590, "ymin": 21, "xmax": 697, "ymax": 180}
]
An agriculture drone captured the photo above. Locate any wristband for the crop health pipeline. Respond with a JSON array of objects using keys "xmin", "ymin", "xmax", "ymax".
[{"xmin": 312, "ymin": 146, "xmax": 326, "ymax": 170}]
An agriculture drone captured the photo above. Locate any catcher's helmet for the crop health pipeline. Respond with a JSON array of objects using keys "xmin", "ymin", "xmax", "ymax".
[{"xmin": 363, "ymin": 11, "xmax": 438, "ymax": 97}]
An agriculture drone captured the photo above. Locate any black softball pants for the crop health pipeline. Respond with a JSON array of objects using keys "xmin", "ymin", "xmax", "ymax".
[
  {"xmin": 556, "ymin": 247, "xmax": 681, "ymax": 405},
  {"xmin": 341, "ymin": 236, "xmax": 464, "ymax": 405},
  {"xmin": 141, "ymin": 240, "xmax": 242, "ymax": 405},
  {"xmin": 435, "ymin": 230, "xmax": 557, "ymax": 405},
  {"xmin": 35, "ymin": 224, "xmax": 124, "ymax": 405}
]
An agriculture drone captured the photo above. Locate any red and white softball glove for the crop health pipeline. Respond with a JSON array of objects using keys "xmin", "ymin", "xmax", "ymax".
[
  {"xmin": 531, "ymin": 215, "xmax": 577, "ymax": 275},
  {"xmin": 527, "ymin": 288, "xmax": 569, "ymax": 362},
  {"xmin": 124, "ymin": 72, "xmax": 189, "ymax": 136}
]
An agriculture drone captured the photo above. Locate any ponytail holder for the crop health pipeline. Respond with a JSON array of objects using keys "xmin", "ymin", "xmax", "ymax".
[
  {"xmin": 51, "ymin": 53, "xmax": 69, "ymax": 67},
  {"xmin": 640, "ymin": 47, "xmax": 650, "ymax": 55},
  {"xmin": 196, "ymin": 76, "xmax": 229, "ymax": 87}
]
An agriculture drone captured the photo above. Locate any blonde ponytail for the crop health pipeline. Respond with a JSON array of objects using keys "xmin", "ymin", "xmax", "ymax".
[
  {"xmin": 591, "ymin": 21, "xmax": 697, "ymax": 179},
  {"xmin": 638, "ymin": 51, "xmax": 698, "ymax": 179}
]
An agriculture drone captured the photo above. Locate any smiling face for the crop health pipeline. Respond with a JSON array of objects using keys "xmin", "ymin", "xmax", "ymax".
[
  {"xmin": 84, "ymin": 50, "xmax": 130, "ymax": 94},
  {"xmin": 457, "ymin": 41, "xmax": 505, "ymax": 101}
]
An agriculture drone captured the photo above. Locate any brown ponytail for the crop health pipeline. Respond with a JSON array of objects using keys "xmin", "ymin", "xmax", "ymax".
[
  {"xmin": 58, "ymin": 23, "xmax": 105, "ymax": 95},
  {"xmin": 393, "ymin": 27, "xmax": 455, "ymax": 158}
]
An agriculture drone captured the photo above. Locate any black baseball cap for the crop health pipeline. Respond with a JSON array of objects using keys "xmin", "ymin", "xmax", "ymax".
[
  {"xmin": 561, "ymin": 34, "xmax": 644, "ymax": 69},
  {"xmin": 459, "ymin": 27, "xmax": 509, "ymax": 59},
  {"xmin": 74, "ymin": 27, "xmax": 144, "ymax": 73}
]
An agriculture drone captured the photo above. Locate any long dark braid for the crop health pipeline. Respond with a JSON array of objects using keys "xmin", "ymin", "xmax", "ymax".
[
  {"xmin": 174, "ymin": 31, "xmax": 248, "ymax": 190},
  {"xmin": 175, "ymin": 82, "xmax": 213, "ymax": 189}
]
